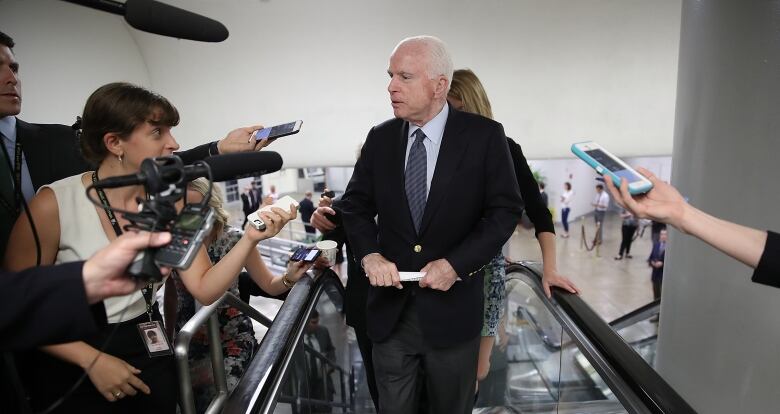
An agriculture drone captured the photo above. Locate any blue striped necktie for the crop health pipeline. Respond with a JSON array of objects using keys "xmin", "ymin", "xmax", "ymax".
[{"xmin": 405, "ymin": 129, "xmax": 427, "ymax": 233}]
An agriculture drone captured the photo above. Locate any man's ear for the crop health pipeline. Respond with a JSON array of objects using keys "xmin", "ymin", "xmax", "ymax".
[
  {"xmin": 433, "ymin": 75, "xmax": 449, "ymax": 98},
  {"xmin": 103, "ymin": 132, "xmax": 123, "ymax": 157}
]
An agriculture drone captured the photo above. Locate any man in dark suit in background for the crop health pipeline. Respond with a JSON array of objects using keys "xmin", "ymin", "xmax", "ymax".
[
  {"xmin": 649, "ymin": 229, "xmax": 668, "ymax": 300},
  {"xmin": 299, "ymin": 191, "xmax": 316, "ymax": 236},
  {"xmin": 241, "ymin": 185, "xmax": 257, "ymax": 226},
  {"xmin": 341, "ymin": 36, "xmax": 522, "ymax": 414}
]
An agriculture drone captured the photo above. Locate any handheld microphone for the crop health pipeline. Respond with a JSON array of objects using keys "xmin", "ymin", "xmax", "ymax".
[
  {"xmin": 92, "ymin": 151, "xmax": 284, "ymax": 190},
  {"xmin": 61, "ymin": 0, "xmax": 229, "ymax": 42}
]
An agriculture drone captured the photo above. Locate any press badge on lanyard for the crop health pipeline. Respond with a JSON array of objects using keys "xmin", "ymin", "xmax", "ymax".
[{"xmin": 92, "ymin": 170, "xmax": 173, "ymax": 357}]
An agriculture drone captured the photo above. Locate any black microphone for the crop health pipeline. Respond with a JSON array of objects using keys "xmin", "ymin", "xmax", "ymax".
[
  {"xmin": 60, "ymin": 0, "xmax": 229, "ymax": 43},
  {"xmin": 183, "ymin": 151, "xmax": 284, "ymax": 182},
  {"xmin": 92, "ymin": 151, "xmax": 284, "ymax": 189}
]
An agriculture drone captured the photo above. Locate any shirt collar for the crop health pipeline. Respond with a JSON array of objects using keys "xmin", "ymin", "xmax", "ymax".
[
  {"xmin": 0, "ymin": 116, "xmax": 16, "ymax": 142},
  {"xmin": 408, "ymin": 102, "xmax": 449, "ymax": 146}
]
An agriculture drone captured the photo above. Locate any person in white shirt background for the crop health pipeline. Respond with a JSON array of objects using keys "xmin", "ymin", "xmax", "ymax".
[
  {"xmin": 592, "ymin": 183, "xmax": 610, "ymax": 242},
  {"xmin": 560, "ymin": 182, "xmax": 574, "ymax": 238}
]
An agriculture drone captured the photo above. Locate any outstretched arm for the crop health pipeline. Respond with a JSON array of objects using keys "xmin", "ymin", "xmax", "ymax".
[{"xmin": 604, "ymin": 168, "xmax": 767, "ymax": 269}]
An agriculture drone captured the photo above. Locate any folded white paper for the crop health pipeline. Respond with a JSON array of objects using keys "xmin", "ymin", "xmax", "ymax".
[{"xmin": 399, "ymin": 272, "xmax": 426, "ymax": 282}]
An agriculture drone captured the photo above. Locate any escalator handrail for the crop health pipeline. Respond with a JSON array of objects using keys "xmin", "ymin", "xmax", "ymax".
[
  {"xmin": 222, "ymin": 268, "xmax": 344, "ymax": 414},
  {"xmin": 609, "ymin": 299, "xmax": 661, "ymax": 331},
  {"xmin": 509, "ymin": 261, "xmax": 696, "ymax": 414}
]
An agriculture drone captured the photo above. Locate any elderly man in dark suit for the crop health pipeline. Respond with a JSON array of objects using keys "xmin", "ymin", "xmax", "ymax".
[{"xmin": 340, "ymin": 36, "xmax": 523, "ymax": 414}]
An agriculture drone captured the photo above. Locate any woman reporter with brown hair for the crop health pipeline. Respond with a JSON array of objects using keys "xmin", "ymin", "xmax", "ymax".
[{"xmin": 4, "ymin": 82, "xmax": 296, "ymax": 413}]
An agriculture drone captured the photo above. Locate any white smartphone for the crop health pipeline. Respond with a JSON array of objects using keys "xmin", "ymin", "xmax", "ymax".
[
  {"xmin": 247, "ymin": 195, "xmax": 300, "ymax": 231},
  {"xmin": 571, "ymin": 141, "xmax": 653, "ymax": 194},
  {"xmin": 253, "ymin": 120, "xmax": 303, "ymax": 141}
]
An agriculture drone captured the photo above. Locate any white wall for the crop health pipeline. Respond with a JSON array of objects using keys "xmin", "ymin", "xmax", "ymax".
[
  {"xmin": 0, "ymin": 0, "xmax": 150, "ymax": 124},
  {"xmin": 3, "ymin": 0, "xmax": 680, "ymax": 167}
]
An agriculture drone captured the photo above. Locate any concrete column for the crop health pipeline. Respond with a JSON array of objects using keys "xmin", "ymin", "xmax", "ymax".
[{"xmin": 657, "ymin": 1, "xmax": 780, "ymax": 413}]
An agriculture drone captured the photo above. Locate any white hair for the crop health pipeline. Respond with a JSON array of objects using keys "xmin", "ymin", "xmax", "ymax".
[{"xmin": 393, "ymin": 35, "xmax": 454, "ymax": 88}]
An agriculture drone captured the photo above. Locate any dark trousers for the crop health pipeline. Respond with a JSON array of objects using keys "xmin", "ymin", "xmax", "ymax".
[
  {"xmin": 355, "ymin": 326, "xmax": 380, "ymax": 411},
  {"xmin": 618, "ymin": 224, "xmax": 638, "ymax": 256},
  {"xmin": 652, "ymin": 279, "xmax": 663, "ymax": 301},
  {"xmin": 561, "ymin": 208, "xmax": 571, "ymax": 233},
  {"xmin": 372, "ymin": 299, "xmax": 480, "ymax": 414}
]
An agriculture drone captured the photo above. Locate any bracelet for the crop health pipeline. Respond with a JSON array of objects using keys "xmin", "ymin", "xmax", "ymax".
[{"xmin": 282, "ymin": 272, "xmax": 295, "ymax": 289}]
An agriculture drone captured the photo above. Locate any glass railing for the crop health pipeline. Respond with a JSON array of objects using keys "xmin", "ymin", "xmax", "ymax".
[
  {"xmin": 224, "ymin": 263, "xmax": 694, "ymax": 414},
  {"xmin": 609, "ymin": 300, "xmax": 660, "ymax": 367}
]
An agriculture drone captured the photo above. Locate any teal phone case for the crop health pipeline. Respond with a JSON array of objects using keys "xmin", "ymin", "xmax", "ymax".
[{"xmin": 570, "ymin": 142, "xmax": 652, "ymax": 195}]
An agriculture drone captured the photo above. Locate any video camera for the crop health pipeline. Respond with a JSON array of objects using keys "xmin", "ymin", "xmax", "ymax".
[{"xmin": 86, "ymin": 151, "xmax": 283, "ymax": 282}]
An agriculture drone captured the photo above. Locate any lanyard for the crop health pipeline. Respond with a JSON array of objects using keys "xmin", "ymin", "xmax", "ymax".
[
  {"xmin": 92, "ymin": 170, "xmax": 156, "ymax": 322},
  {"xmin": 0, "ymin": 140, "xmax": 23, "ymax": 214}
]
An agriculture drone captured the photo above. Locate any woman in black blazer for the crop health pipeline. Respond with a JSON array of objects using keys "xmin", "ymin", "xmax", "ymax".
[{"xmin": 447, "ymin": 69, "xmax": 579, "ymax": 390}]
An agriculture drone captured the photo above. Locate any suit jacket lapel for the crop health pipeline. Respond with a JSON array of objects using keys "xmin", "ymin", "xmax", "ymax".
[
  {"xmin": 418, "ymin": 109, "xmax": 468, "ymax": 236},
  {"xmin": 15, "ymin": 119, "xmax": 50, "ymax": 191}
]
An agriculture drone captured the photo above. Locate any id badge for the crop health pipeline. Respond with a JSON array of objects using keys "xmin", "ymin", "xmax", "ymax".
[{"xmin": 137, "ymin": 321, "xmax": 173, "ymax": 357}]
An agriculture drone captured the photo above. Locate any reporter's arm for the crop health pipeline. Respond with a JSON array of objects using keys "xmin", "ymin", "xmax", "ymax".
[
  {"xmin": 605, "ymin": 170, "xmax": 767, "ymax": 269},
  {"xmin": 678, "ymin": 204, "xmax": 767, "ymax": 269},
  {"xmin": 243, "ymin": 247, "xmax": 312, "ymax": 296},
  {"xmin": 0, "ymin": 262, "xmax": 107, "ymax": 350},
  {"xmin": 175, "ymin": 124, "xmax": 268, "ymax": 164},
  {"xmin": 179, "ymin": 207, "xmax": 297, "ymax": 304}
]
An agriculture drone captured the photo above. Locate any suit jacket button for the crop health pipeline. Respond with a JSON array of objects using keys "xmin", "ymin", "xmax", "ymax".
[{"xmin": 413, "ymin": 245, "xmax": 422, "ymax": 253}]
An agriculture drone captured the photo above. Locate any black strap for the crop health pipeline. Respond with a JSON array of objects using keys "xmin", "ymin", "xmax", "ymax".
[
  {"xmin": 0, "ymin": 140, "xmax": 22, "ymax": 214},
  {"xmin": 91, "ymin": 170, "xmax": 156, "ymax": 322}
]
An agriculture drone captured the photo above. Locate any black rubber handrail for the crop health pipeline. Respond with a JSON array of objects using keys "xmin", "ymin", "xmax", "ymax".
[
  {"xmin": 509, "ymin": 261, "xmax": 696, "ymax": 414},
  {"xmin": 609, "ymin": 299, "xmax": 661, "ymax": 331},
  {"xmin": 222, "ymin": 269, "xmax": 345, "ymax": 414}
]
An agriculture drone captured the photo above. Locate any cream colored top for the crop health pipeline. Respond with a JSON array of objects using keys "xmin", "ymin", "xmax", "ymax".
[{"xmin": 44, "ymin": 173, "xmax": 164, "ymax": 324}]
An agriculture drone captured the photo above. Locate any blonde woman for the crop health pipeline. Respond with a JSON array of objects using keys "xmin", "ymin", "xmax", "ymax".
[
  {"xmin": 170, "ymin": 178, "xmax": 314, "ymax": 412},
  {"xmin": 448, "ymin": 69, "xmax": 578, "ymax": 391}
]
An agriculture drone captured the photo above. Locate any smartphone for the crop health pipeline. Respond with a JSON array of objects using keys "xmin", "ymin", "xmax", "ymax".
[
  {"xmin": 571, "ymin": 141, "xmax": 653, "ymax": 194},
  {"xmin": 253, "ymin": 120, "xmax": 303, "ymax": 141},
  {"xmin": 290, "ymin": 246, "xmax": 322, "ymax": 262},
  {"xmin": 247, "ymin": 195, "xmax": 300, "ymax": 231}
]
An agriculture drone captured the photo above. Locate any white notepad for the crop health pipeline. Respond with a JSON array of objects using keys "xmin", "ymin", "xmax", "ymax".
[{"xmin": 399, "ymin": 272, "xmax": 426, "ymax": 282}]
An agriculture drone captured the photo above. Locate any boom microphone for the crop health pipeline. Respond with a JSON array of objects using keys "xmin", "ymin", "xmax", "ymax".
[
  {"xmin": 92, "ymin": 151, "xmax": 284, "ymax": 190},
  {"xmin": 61, "ymin": 0, "xmax": 229, "ymax": 42},
  {"xmin": 189, "ymin": 151, "xmax": 284, "ymax": 182}
]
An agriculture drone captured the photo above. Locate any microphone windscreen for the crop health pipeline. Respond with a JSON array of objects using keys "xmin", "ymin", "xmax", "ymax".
[
  {"xmin": 203, "ymin": 152, "xmax": 284, "ymax": 182},
  {"xmin": 124, "ymin": 0, "xmax": 229, "ymax": 42}
]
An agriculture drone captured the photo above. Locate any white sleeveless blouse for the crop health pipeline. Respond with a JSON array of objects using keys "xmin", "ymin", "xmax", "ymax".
[{"xmin": 44, "ymin": 173, "xmax": 164, "ymax": 324}]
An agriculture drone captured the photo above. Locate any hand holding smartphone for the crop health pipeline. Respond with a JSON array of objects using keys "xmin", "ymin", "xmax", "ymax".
[
  {"xmin": 290, "ymin": 246, "xmax": 322, "ymax": 262},
  {"xmin": 571, "ymin": 141, "xmax": 653, "ymax": 194},
  {"xmin": 247, "ymin": 195, "xmax": 300, "ymax": 231},
  {"xmin": 252, "ymin": 120, "xmax": 303, "ymax": 142}
]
